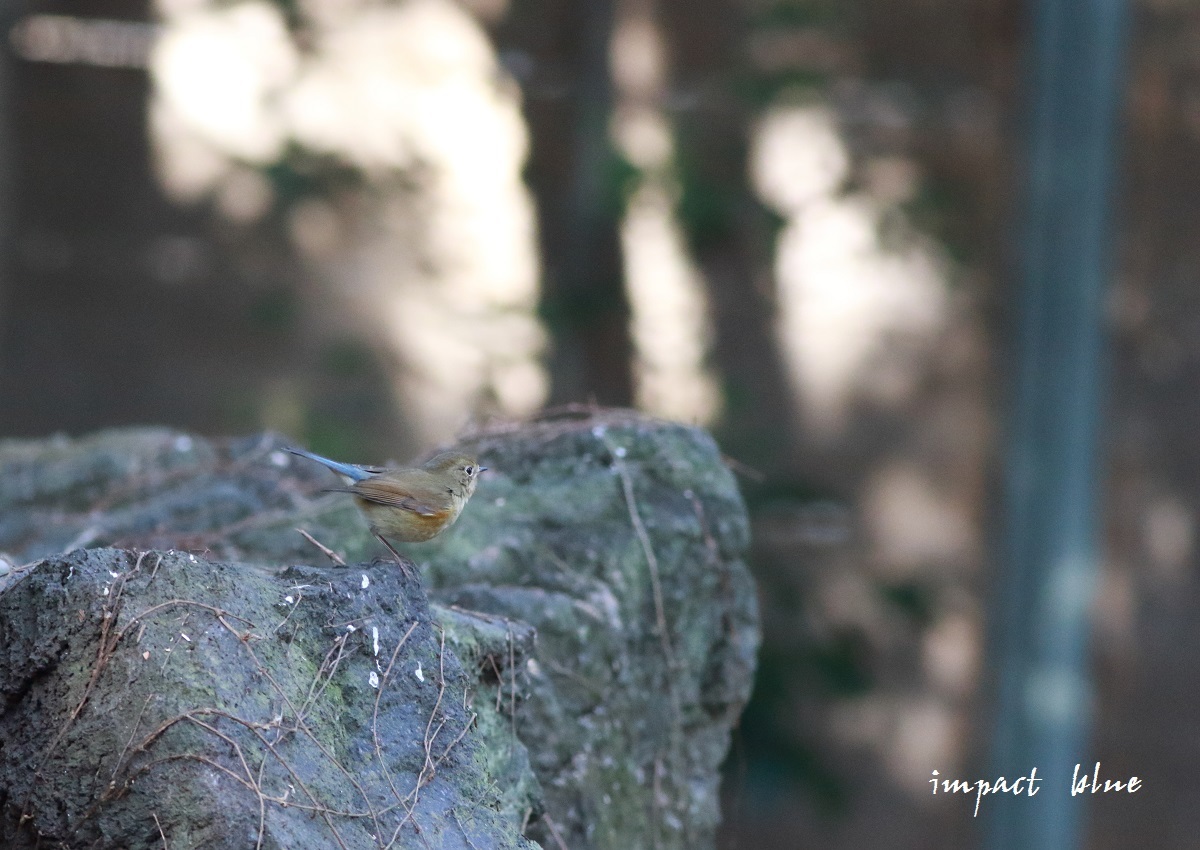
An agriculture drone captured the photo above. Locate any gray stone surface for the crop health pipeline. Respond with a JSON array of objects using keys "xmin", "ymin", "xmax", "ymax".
[
  {"xmin": 0, "ymin": 410, "xmax": 759, "ymax": 850},
  {"xmin": 0, "ymin": 548, "xmax": 538, "ymax": 850}
]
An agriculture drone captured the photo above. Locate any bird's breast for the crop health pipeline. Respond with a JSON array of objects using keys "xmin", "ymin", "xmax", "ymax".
[{"xmin": 357, "ymin": 499, "xmax": 459, "ymax": 542}]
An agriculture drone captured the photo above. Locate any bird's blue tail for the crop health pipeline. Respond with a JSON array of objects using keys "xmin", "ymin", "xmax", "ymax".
[{"xmin": 286, "ymin": 446, "xmax": 373, "ymax": 481}]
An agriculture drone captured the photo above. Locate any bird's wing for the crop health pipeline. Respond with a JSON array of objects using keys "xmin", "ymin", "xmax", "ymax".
[{"xmin": 345, "ymin": 478, "xmax": 448, "ymax": 517}]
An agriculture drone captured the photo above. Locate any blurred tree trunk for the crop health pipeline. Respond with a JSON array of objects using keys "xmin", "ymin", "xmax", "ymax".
[
  {"xmin": 657, "ymin": 0, "xmax": 799, "ymax": 467},
  {"xmin": 0, "ymin": 0, "xmax": 23, "ymax": 384},
  {"xmin": 500, "ymin": 0, "xmax": 634, "ymax": 407}
]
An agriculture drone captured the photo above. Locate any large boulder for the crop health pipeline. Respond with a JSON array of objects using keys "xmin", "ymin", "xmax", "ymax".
[
  {"xmin": 0, "ymin": 410, "xmax": 759, "ymax": 850},
  {"xmin": 0, "ymin": 547, "xmax": 538, "ymax": 850}
]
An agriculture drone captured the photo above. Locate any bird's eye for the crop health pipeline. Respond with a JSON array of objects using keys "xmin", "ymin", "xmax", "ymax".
[{"xmin": 465, "ymin": 465, "xmax": 475, "ymax": 475}]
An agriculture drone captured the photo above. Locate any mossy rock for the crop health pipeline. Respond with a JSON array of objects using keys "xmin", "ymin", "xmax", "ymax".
[{"xmin": 0, "ymin": 410, "xmax": 759, "ymax": 850}]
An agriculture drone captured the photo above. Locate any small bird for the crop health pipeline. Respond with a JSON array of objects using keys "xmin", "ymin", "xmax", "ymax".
[{"xmin": 287, "ymin": 445, "xmax": 486, "ymax": 565}]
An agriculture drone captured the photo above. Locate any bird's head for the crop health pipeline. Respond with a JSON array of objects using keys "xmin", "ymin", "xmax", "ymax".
[{"xmin": 423, "ymin": 450, "xmax": 486, "ymax": 495}]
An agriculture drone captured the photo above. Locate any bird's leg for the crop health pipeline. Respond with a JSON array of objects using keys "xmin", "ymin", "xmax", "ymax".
[{"xmin": 375, "ymin": 532, "xmax": 417, "ymax": 579}]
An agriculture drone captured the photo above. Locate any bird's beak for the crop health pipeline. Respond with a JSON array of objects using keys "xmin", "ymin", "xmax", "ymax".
[{"xmin": 479, "ymin": 466, "xmax": 489, "ymax": 472}]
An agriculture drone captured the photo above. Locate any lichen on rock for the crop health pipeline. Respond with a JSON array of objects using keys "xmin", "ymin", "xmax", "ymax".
[{"xmin": 0, "ymin": 409, "xmax": 758, "ymax": 850}]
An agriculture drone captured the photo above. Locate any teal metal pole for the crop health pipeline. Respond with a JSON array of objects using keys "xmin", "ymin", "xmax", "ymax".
[{"xmin": 985, "ymin": 0, "xmax": 1130, "ymax": 848}]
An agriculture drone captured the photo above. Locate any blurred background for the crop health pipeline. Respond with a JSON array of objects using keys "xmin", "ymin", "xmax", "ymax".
[{"xmin": 0, "ymin": 0, "xmax": 1195, "ymax": 846}]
